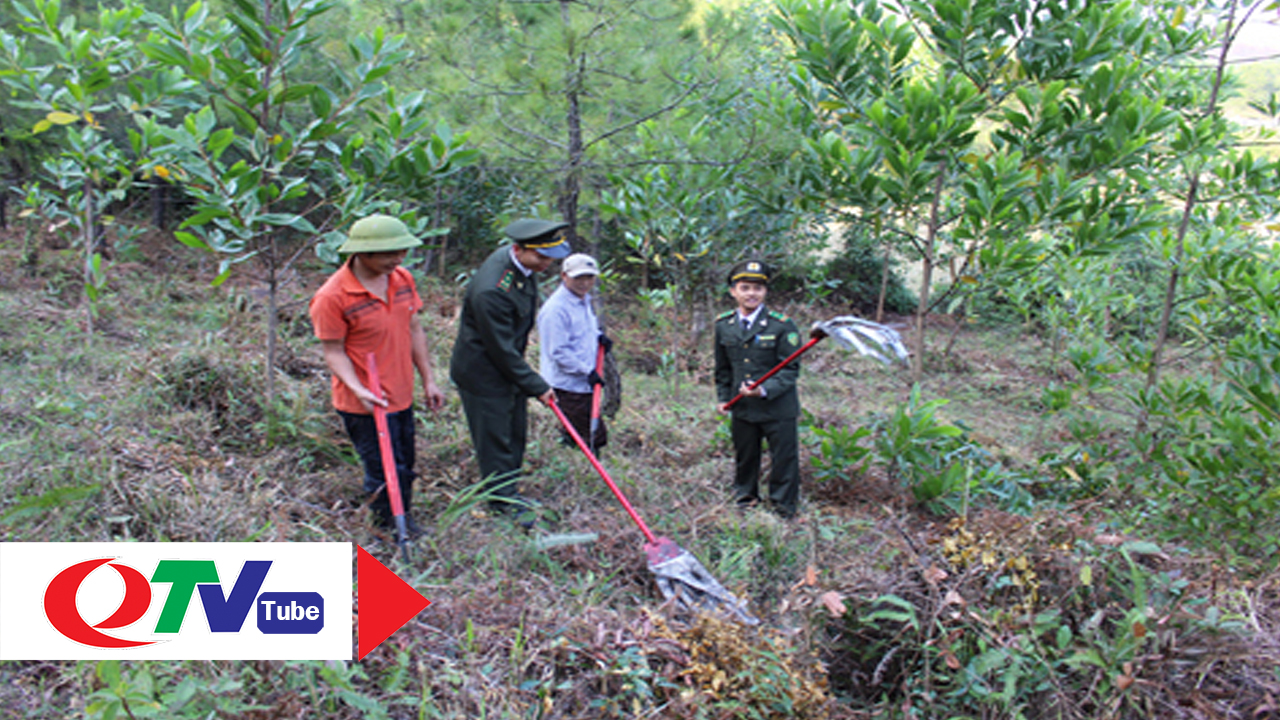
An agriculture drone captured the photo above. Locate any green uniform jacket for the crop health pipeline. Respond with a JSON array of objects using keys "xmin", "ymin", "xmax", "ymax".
[
  {"xmin": 714, "ymin": 308, "xmax": 802, "ymax": 423},
  {"xmin": 450, "ymin": 246, "xmax": 550, "ymax": 398}
]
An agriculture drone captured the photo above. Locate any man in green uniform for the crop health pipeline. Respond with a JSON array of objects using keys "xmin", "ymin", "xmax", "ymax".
[
  {"xmin": 450, "ymin": 218, "xmax": 571, "ymax": 516},
  {"xmin": 714, "ymin": 260, "xmax": 803, "ymax": 519}
]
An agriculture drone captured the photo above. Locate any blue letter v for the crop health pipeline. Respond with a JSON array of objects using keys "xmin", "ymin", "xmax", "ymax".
[{"xmin": 198, "ymin": 561, "xmax": 272, "ymax": 632}]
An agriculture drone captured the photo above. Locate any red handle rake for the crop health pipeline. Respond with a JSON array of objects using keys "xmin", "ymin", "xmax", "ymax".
[
  {"xmin": 722, "ymin": 316, "xmax": 910, "ymax": 409},
  {"xmin": 366, "ymin": 353, "xmax": 411, "ymax": 564},
  {"xmin": 722, "ymin": 328, "xmax": 827, "ymax": 410},
  {"xmin": 590, "ymin": 342, "xmax": 605, "ymax": 449},
  {"xmin": 544, "ymin": 396, "xmax": 758, "ymax": 625}
]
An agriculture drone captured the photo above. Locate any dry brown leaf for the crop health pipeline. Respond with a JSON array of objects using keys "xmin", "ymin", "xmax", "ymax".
[
  {"xmin": 820, "ymin": 591, "xmax": 847, "ymax": 617},
  {"xmin": 943, "ymin": 589, "xmax": 966, "ymax": 607},
  {"xmin": 1095, "ymin": 533, "xmax": 1125, "ymax": 546},
  {"xmin": 923, "ymin": 564, "xmax": 949, "ymax": 585},
  {"xmin": 942, "ymin": 649, "xmax": 961, "ymax": 670},
  {"xmin": 805, "ymin": 564, "xmax": 818, "ymax": 587}
]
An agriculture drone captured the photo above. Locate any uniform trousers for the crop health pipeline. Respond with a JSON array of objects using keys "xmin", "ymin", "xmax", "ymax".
[
  {"xmin": 458, "ymin": 387, "xmax": 528, "ymax": 502},
  {"xmin": 731, "ymin": 415, "xmax": 799, "ymax": 518}
]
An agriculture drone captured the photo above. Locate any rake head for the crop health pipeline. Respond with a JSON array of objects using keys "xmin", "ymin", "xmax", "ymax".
[
  {"xmin": 812, "ymin": 316, "xmax": 910, "ymax": 366},
  {"xmin": 647, "ymin": 537, "xmax": 760, "ymax": 625}
]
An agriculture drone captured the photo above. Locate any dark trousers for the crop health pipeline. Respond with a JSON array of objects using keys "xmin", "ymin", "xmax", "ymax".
[
  {"xmin": 458, "ymin": 387, "xmax": 527, "ymax": 501},
  {"xmin": 554, "ymin": 388, "xmax": 607, "ymax": 454},
  {"xmin": 731, "ymin": 415, "xmax": 800, "ymax": 518},
  {"xmin": 339, "ymin": 408, "xmax": 415, "ymax": 524}
]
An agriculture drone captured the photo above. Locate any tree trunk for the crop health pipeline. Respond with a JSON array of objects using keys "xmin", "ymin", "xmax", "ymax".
[
  {"xmin": 876, "ymin": 233, "xmax": 891, "ymax": 323},
  {"xmin": 83, "ymin": 180, "xmax": 96, "ymax": 342},
  {"xmin": 559, "ymin": 0, "xmax": 583, "ymax": 245},
  {"xmin": 431, "ymin": 182, "xmax": 446, "ymax": 277},
  {"xmin": 912, "ymin": 167, "xmax": 947, "ymax": 382},
  {"xmin": 151, "ymin": 177, "xmax": 167, "ymax": 230},
  {"xmin": 266, "ymin": 232, "xmax": 278, "ymax": 403},
  {"xmin": 1144, "ymin": 0, "xmax": 1235, "ymax": 405}
]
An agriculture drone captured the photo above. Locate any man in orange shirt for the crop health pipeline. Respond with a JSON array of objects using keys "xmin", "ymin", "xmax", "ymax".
[{"xmin": 309, "ymin": 214, "xmax": 446, "ymax": 537}]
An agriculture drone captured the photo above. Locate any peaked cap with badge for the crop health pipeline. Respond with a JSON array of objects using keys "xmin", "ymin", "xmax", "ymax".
[
  {"xmin": 506, "ymin": 218, "xmax": 572, "ymax": 259},
  {"xmin": 728, "ymin": 259, "xmax": 771, "ymax": 285}
]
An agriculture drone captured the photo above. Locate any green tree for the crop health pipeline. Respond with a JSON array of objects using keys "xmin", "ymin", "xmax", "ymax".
[
  {"xmin": 1, "ymin": 0, "xmax": 173, "ymax": 340},
  {"xmin": 367, "ymin": 0, "xmax": 752, "ymax": 249},
  {"xmin": 139, "ymin": 0, "xmax": 475, "ymax": 399},
  {"xmin": 773, "ymin": 0, "xmax": 1200, "ymax": 380}
]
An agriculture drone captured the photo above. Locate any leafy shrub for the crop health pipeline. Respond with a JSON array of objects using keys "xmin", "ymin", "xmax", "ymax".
[
  {"xmin": 808, "ymin": 424, "xmax": 871, "ymax": 483},
  {"xmin": 824, "ymin": 519, "xmax": 1265, "ymax": 719},
  {"xmin": 1134, "ymin": 373, "xmax": 1280, "ymax": 566},
  {"xmin": 83, "ymin": 659, "xmax": 389, "ymax": 719},
  {"xmin": 771, "ymin": 224, "xmax": 916, "ymax": 314},
  {"xmin": 865, "ymin": 384, "xmax": 988, "ymax": 511}
]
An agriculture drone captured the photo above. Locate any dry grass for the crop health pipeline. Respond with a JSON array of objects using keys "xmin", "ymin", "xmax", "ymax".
[{"xmin": 1, "ymin": 226, "xmax": 1277, "ymax": 719}]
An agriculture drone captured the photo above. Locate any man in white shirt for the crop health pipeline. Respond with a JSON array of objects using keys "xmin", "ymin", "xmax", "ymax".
[{"xmin": 538, "ymin": 253, "xmax": 609, "ymax": 454}]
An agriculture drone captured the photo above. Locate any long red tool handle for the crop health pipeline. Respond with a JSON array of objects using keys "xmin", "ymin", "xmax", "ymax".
[
  {"xmin": 589, "ymin": 342, "xmax": 605, "ymax": 447},
  {"xmin": 722, "ymin": 329, "xmax": 826, "ymax": 410},
  {"xmin": 367, "ymin": 353, "xmax": 410, "ymax": 562},
  {"xmin": 544, "ymin": 396, "xmax": 657, "ymax": 544}
]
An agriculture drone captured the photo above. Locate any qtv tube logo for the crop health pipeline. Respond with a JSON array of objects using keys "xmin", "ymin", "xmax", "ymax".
[{"xmin": 0, "ymin": 543, "xmax": 352, "ymax": 660}]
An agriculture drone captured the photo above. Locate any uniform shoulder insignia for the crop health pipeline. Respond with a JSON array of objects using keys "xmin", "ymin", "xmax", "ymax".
[
  {"xmin": 496, "ymin": 270, "xmax": 514, "ymax": 292},
  {"xmin": 768, "ymin": 309, "xmax": 790, "ymax": 322},
  {"xmin": 717, "ymin": 310, "xmax": 735, "ymax": 321}
]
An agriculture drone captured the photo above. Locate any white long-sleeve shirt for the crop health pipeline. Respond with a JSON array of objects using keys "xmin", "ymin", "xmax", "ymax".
[{"xmin": 537, "ymin": 284, "xmax": 599, "ymax": 393}]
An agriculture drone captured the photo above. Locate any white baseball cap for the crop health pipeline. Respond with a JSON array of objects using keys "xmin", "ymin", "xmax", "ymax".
[{"xmin": 562, "ymin": 253, "xmax": 599, "ymax": 278}]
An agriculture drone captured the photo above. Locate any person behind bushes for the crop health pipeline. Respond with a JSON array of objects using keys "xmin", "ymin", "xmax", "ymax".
[
  {"xmin": 714, "ymin": 260, "xmax": 803, "ymax": 519},
  {"xmin": 309, "ymin": 214, "xmax": 445, "ymax": 538}
]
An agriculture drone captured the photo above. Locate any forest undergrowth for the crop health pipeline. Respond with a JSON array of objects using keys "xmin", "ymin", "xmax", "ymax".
[{"xmin": 1, "ymin": 230, "xmax": 1277, "ymax": 719}]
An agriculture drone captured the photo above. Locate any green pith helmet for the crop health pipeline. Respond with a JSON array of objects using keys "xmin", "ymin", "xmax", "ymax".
[{"xmin": 336, "ymin": 214, "xmax": 422, "ymax": 254}]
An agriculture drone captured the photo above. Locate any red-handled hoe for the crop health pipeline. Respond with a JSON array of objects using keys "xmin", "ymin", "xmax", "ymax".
[
  {"xmin": 545, "ymin": 396, "xmax": 759, "ymax": 625},
  {"xmin": 367, "ymin": 353, "xmax": 412, "ymax": 564}
]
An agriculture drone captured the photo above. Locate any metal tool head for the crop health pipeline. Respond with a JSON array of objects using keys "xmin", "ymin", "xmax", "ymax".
[
  {"xmin": 812, "ymin": 316, "xmax": 910, "ymax": 366},
  {"xmin": 646, "ymin": 537, "xmax": 760, "ymax": 625}
]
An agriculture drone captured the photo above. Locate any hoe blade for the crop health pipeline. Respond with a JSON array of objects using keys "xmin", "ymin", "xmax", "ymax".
[{"xmin": 646, "ymin": 537, "xmax": 759, "ymax": 625}]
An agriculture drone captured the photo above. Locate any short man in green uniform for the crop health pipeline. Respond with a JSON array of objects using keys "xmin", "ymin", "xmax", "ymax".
[
  {"xmin": 449, "ymin": 218, "xmax": 571, "ymax": 516},
  {"xmin": 714, "ymin": 260, "xmax": 803, "ymax": 519}
]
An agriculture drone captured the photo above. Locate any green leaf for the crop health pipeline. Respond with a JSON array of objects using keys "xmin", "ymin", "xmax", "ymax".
[
  {"xmin": 207, "ymin": 127, "xmax": 236, "ymax": 159},
  {"xmin": 174, "ymin": 231, "xmax": 210, "ymax": 250},
  {"xmin": 46, "ymin": 110, "xmax": 80, "ymax": 125},
  {"xmin": 257, "ymin": 213, "xmax": 316, "ymax": 233},
  {"xmin": 1120, "ymin": 541, "xmax": 1163, "ymax": 556},
  {"xmin": 277, "ymin": 82, "xmax": 318, "ymax": 104},
  {"xmin": 309, "ymin": 86, "xmax": 333, "ymax": 118},
  {"xmin": 97, "ymin": 660, "xmax": 122, "ymax": 687},
  {"xmin": 184, "ymin": 0, "xmax": 208, "ymax": 35}
]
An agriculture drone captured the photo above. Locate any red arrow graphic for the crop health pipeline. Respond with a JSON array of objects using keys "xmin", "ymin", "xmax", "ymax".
[{"xmin": 357, "ymin": 546, "xmax": 431, "ymax": 660}]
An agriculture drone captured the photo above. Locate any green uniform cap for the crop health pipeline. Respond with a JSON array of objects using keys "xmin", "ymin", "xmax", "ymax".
[
  {"xmin": 337, "ymin": 214, "xmax": 422, "ymax": 254},
  {"xmin": 505, "ymin": 218, "xmax": 572, "ymax": 259},
  {"xmin": 728, "ymin": 260, "xmax": 771, "ymax": 285}
]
